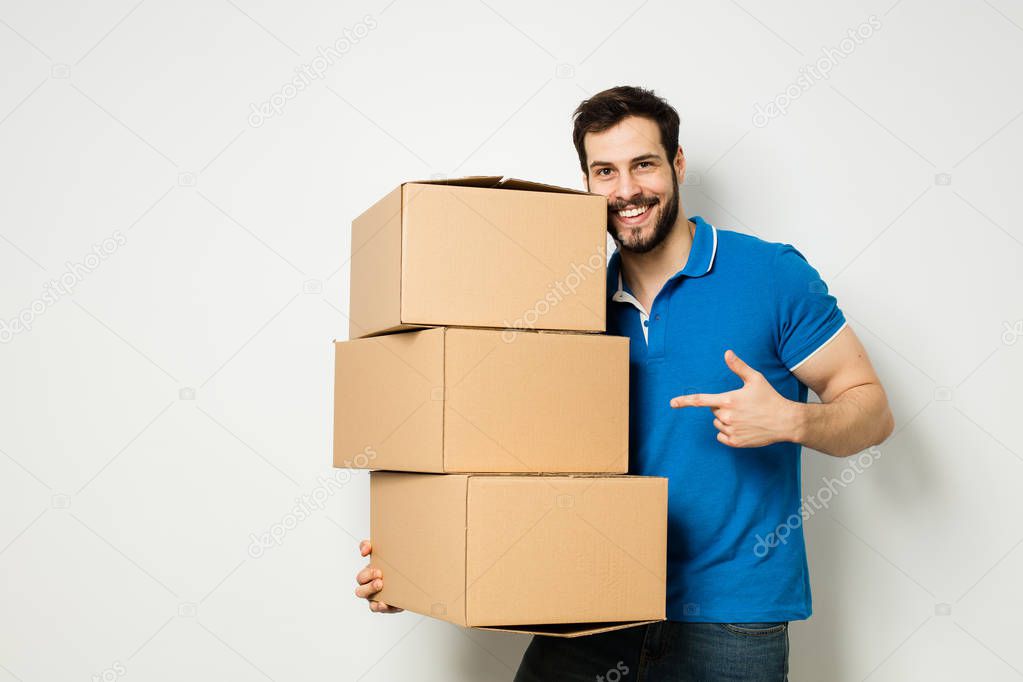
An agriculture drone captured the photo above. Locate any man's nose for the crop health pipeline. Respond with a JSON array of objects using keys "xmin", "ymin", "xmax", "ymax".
[{"xmin": 613, "ymin": 172, "xmax": 641, "ymax": 206}]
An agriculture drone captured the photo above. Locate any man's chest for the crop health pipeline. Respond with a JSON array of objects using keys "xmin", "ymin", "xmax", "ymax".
[{"xmin": 609, "ymin": 289, "xmax": 783, "ymax": 393}]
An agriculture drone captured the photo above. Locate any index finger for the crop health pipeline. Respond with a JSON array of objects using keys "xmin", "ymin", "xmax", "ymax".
[{"xmin": 670, "ymin": 392, "xmax": 729, "ymax": 409}]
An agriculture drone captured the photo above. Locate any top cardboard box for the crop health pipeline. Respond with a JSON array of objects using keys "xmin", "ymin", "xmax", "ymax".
[{"xmin": 349, "ymin": 176, "xmax": 608, "ymax": 339}]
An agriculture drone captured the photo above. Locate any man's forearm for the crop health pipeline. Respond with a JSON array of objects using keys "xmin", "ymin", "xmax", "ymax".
[{"xmin": 788, "ymin": 384, "xmax": 894, "ymax": 457}]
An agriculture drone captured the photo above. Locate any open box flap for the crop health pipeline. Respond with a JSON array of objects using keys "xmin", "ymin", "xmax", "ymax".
[
  {"xmin": 407, "ymin": 175, "xmax": 592, "ymax": 196},
  {"xmin": 357, "ymin": 322, "xmax": 435, "ymax": 339},
  {"xmin": 473, "ymin": 619, "xmax": 662, "ymax": 638}
]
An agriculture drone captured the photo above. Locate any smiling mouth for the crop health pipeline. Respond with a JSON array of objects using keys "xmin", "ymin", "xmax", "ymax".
[{"xmin": 613, "ymin": 201, "xmax": 657, "ymax": 223}]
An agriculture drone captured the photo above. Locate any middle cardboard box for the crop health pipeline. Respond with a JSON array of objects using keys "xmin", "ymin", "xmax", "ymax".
[{"xmin": 334, "ymin": 326, "xmax": 629, "ymax": 473}]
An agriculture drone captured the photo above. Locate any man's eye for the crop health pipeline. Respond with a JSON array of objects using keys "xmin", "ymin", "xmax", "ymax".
[
  {"xmin": 596, "ymin": 168, "xmax": 611, "ymax": 176},
  {"xmin": 637, "ymin": 161, "xmax": 652, "ymax": 168}
]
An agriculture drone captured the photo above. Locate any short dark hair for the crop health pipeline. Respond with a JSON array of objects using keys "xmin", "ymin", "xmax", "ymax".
[{"xmin": 572, "ymin": 85, "xmax": 680, "ymax": 174}]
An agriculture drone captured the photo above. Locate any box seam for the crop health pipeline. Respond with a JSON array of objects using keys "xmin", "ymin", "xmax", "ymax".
[
  {"xmin": 441, "ymin": 328, "xmax": 447, "ymax": 472},
  {"xmin": 463, "ymin": 475, "xmax": 470, "ymax": 626},
  {"xmin": 399, "ymin": 183, "xmax": 407, "ymax": 335}
]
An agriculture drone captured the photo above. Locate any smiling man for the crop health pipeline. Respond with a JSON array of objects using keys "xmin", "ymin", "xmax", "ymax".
[
  {"xmin": 356, "ymin": 85, "xmax": 894, "ymax": 681},
  {"xmin": 512, "ymin": 86, "xmax": 894, "ymax": 680}
]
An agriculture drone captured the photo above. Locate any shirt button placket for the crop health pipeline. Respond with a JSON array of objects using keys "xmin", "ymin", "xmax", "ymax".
[{"xmin": 648, "ymin": 306, "xmax": 665, "ymax": 358}]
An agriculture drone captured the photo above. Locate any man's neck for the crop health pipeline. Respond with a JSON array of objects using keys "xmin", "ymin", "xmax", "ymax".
[{"xmin": 619, "ymin": 215, "xmax": 696, "ymax": 310}]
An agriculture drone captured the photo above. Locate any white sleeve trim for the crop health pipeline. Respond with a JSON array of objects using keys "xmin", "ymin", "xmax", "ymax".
[
  {"xmin": 788, "ymin": 321, "xmax": 848, "ymax": 372},
  {"xmin": 706, "ymin": 226, "xmax": 718, "ymax": 273}
]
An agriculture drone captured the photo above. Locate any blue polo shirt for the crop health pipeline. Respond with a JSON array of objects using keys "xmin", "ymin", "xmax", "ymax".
[{"xmin": 608, "ymin": 215, "xmax": 847, "ymax": 623}]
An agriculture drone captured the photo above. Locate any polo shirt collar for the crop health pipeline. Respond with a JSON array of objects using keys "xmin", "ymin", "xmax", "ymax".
[{"xmin": 608, "ymin": 215, "xmax": 718, "ymax": 300}]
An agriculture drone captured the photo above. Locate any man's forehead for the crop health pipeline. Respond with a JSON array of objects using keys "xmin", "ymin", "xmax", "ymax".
[{"xmin": 584, "ymin": 117, "xmax": 663, "ymax": 163}]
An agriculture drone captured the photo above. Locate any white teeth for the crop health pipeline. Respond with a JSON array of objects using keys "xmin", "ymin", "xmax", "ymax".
[{"xmin": 618, "ymin": 205, "xmax": 649, "ymax": 218}]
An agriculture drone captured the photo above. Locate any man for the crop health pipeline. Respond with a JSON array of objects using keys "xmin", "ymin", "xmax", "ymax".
[{"xmin": 355, "ymin": 85, "xmax": 894, "ymax": 681}]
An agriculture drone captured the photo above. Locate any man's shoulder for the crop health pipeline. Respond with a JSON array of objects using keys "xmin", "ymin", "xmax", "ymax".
[
  {"xmin": 712, "ymin": 226, "xmax": 831, "ymax": 303},
  {"xmin": 714, "ymin": 226, "xmax": 789, "ymax": 255},
  {"xmin": 712, "ymin": 226, "xmax": 795, "ymax": 274}
]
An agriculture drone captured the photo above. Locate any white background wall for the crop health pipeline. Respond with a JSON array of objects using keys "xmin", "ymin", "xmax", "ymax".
[{"xmin": 1, "ymin": 0, "xmax": 1021, "ymax": 680}]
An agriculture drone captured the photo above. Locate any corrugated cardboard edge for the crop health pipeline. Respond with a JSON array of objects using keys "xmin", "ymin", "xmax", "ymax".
[
  {"xmin": 407, "ymin": 175, "xmax": 504, "ymax": 189},
  {"xmin": 398, "ymin": 184, "xmax": 409, "ymax": 338},
  {"xmin": 356, "ymin": 323, "xmax": 434, "ymax": 339},
  {"xmin": 462, "ymin": 468, "xmax": 473, "ymax": 627},
  {"xmin": 473, "ymin": 619, "xmax": 664, "ymax": 638},
  {"xmin": 439, "ymin": 331, "xmax": 448, "ymax": 474},
  {"xmin": 462, "ymin": 459, "xmax": 469, "ymax": 627},
  {"xmin": 357, "ymin": 324, "xmax": 609, "ymax": 341},
  {"xmin": 407, "ymin": 175, "xmax": 595, "ymax": 196}
]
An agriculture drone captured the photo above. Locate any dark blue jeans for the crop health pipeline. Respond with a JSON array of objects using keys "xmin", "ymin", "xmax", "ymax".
[{"xmin": 514, "ymin": 620, "xmax": 789, "ymax": 681}]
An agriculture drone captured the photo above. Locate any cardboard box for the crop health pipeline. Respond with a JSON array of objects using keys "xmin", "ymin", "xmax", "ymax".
[
  {"xmin": 370, "ymin": 472, "xmax": 667, "ymax": 636},
  {"xmin": 334, "ymin": 327, "xmax": 629, "ymax": 473},
  {"xmin": 349, "ymin": 176, "xmax": 607, "ymax": 339}
]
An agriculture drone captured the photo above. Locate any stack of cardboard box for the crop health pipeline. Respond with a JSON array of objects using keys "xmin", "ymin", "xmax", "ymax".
[{"xmin": 335, "ymin": 176, "xmax": 668, "ymax": 637}]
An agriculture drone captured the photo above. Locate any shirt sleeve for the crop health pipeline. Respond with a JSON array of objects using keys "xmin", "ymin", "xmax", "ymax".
[{"xmin": 772, "ymin": 244, "xmax": 847, "ymax": 371}]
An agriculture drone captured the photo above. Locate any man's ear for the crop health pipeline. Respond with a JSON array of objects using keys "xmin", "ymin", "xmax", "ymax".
[
  {"xmin": 581, "ymin": 171, "xmax": 589, "ymax": 192},
  {"xmin": 674, "ymin": 145, "xmax": 686, "ymax": 181}
]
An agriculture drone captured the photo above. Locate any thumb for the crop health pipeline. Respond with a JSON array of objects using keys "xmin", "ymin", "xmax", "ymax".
[{"xmin": 724, "ymin": 349, "xmax": 759, "ymax": 383}]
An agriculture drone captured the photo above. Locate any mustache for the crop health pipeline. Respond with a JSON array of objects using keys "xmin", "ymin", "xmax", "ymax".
[{"xmin": 608, "ymin": 196, "xmax": 659, "ymax": 211}]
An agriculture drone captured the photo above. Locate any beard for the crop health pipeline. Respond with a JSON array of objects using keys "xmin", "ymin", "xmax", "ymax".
[{"xmin": 607, "ymin": 169, "xmax": 680, "ymax": 255}]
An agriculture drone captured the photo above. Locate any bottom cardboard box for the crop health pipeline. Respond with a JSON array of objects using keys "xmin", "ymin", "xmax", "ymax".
[{"xmin": 370, "ymin": 472, "xmax": 667, "ymax": 637}]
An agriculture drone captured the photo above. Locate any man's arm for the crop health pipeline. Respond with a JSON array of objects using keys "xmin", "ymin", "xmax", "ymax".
[
  {"xmin": 789, "ymin": 326, "xmax": 894, "ymax": 457},
  {"xmin": 669, "ymin": 327, "xmax": 894, "ymax": 457}
]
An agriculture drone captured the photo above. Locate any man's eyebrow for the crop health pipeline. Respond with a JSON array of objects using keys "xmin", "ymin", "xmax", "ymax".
[{"xmin": 589, "ymin": 153, "xmax": 660, "ymax": 169}]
